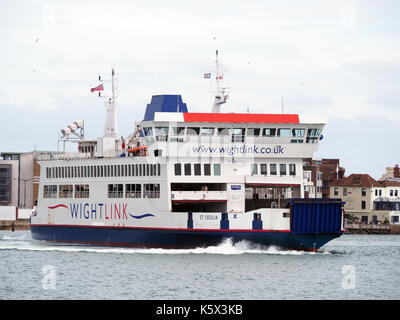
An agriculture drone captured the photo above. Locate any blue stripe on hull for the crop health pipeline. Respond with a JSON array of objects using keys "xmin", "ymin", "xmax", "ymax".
[{"xmin": 30, "ymin": 225, "xmax": 340, "ymax": 251}]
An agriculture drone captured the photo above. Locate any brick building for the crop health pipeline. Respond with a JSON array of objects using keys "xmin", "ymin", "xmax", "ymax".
[{"xmin": 303, "ymin": 158, "xmax": 345, "ymax": 198}]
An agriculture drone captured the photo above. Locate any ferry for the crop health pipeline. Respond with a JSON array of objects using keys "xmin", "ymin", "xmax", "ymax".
[{"xmin": 30, "ymin": 52, "xmax": 344, "ymax": 252}]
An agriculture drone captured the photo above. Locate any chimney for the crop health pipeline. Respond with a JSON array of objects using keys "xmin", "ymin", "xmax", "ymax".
[{"xmin": 394, "ymin": 164, "xmax": 400, "ymax": 178}]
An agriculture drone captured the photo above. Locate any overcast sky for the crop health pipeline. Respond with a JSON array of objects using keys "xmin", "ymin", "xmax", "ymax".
[{"xmin": 0, "ymin": 0, "xmax": 399, "ymax": 179}]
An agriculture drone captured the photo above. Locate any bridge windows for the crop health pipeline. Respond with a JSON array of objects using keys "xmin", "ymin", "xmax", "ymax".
[
  {"xmin": 201, "ymin": 127, "xmax": 215, "ymax": 135},
  {"xmin": 277, "ymin": 128, "xmax": 291, "ymax": 137},
  {"xmin": 247, "ymin": 128, "xmax": 260, "ymax": 137},
  {"xmin": 262, "ymin": 128, "xmax": 276, "ymax": 137}
]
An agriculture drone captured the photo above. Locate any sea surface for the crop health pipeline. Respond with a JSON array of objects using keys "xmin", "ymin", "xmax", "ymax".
[{"xmin": 0, "ymin": 231, "xmax": 399, "ymax": 300}]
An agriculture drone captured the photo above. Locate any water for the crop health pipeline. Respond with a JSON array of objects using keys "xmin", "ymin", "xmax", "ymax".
[{"xmin": 0, "ymin": 231, "xmax": 399, "ymax": 300}]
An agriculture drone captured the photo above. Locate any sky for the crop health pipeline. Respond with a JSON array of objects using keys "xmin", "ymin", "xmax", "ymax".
[{"xmin": 0, "ymin": 0, "xmax": 399, "ymax": 180}]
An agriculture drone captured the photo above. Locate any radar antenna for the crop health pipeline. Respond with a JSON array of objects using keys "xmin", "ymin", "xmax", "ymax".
[{"xmin": 211, "ymin": 50, "xmax": 229, "ymax": 113}]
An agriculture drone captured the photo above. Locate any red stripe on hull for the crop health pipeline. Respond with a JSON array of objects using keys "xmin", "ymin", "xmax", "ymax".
[{"xmin": 30, "ymin": 223, "xmax": 291, "ymax": 233}]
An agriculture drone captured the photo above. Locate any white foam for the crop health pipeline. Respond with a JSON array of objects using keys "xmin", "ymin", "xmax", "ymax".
[{"xmin": 0, "ymin": 235, "xmax": 320, "ymax": 255}]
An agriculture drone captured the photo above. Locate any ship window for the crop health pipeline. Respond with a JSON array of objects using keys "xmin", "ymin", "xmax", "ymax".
[
  {"xmin": 251, "ymin": 163, "xmax": 258, "ymax": 175},
  {"xmin": 43, "ymin": 185, "xmax": 57, "ymax": 198},
  {"xmin": 55, "ymin": 168, "xmax": 58, "ymax": 179},
  {"xmin": 75, "ymin": 184, "xmax": 89, "ymax": 198},
  {"xmin": 184, "ymin": 163, "xmax": 191, "ymax": 175},
  {"xmin": 118, "ymin": 165, "xmax": 121, "ymax": 177},
  {"xmin": 127, "ymin": 165, "xmax": 130, "ymax": 176},
  {"xmin": 139, "ymin": 164, "xmax": 142, "ymax": 176},
  {"xmin": 100, "ymin": 165, "xmax": 104, "ymax": 177},
  {"xmin": 143, "ymin": 127, "xmax": 153, "ymax": 136},
  {"xmin": 289, "ymin": 164, "xmax": 296, "ymax": 176},
  {"xmin": 277, "ymin": 128, "xmax": 291, "ymax": 137},
  {"xmin": 108, "ymin": 184, "xmax": 123, "ymax": 198},
  {"xmin": 214, "ymin": 163, "xmax": 221, "ymax": 176},
  {"xmin": 174, "ymin": 163, "xmax": 181, "ymax": 175},
  {"xmin": 94, "ymin": 166, "xmax": 97, "ymax": 178},
  {"xmin": 201, "ymin": 127, "xmax": 215, "ymax": 135},
  {"xmin": 144, "ymin": 183, "xmax": 160, "ymax": 198},
  {"xmin": 155, "ymin": 127, "xmax": 169, "ymax": 141},
  {"xmin": 171, "ymin": 127, "xmax": 185, "ymax": 135},
  {"xmin": 187, "ymin": 127, "xmax": 200, "ymax": 135},
  {"xmin": 194, "ymin": 163, "xmax": 201, "ymax": 176},
  {"xmin": 232, "ymin": 128, "xmax": 245, "ymax": 142},
  {"xmin": 306, "ymin": 128, "xmax": 321, "ymax": 143},
  {"xmin": 247, "ymin": 128, "xmax": 260, "ymax": 136},
  {"xmin": 217, "ymin": 128, "xmax": 230, "ymax": 136},
  {"xmin": 270, "ymin": 164, "xmax": 277, "ymax": 175},
  {"xmin": 280, "ymin": 164, "xmax": 287, "ymax": 175},
  {"xmin": 59, "ymin": 185, "xmax": 73, "ymax": 198},
  {"xmin": 262, "ymin": 128, "xmax": 276, "ymax": 137},
  {"xmin": 150, "ymin": 164, "xmax": 154, "ymax": 176},
  {"xmin": 46, "ymin": 168, "xmax": 49, "ymax": 179},
  {"xmin": 292, "ymin": 129, "xmax": 305, "ymax": 137},
  {"xmin": 134, "ymin": 164, "xmax": 137, "ymax": 176},
  {"xmin": 157, "ymin": 163, "xmax": 160, "ymax": 176},
  {"xmin": 146, "ymin": 164, "xmax": 150, "ymax": 176},
  {"xmin": 261, "ymin": 164, "xmax": 267, "ymax": 175},
  {"xmin": 126, "ymin": 184, "xmax": 141, "ymax": 198},
  {"xmin": 204, "ymin": 164, "xmax": 211, "ymax": 176}
]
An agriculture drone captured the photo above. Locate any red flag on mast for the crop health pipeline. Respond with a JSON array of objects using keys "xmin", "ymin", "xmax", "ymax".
[{"xmin": 91, "ymin": 83, "xmax": 104, "ymax": 93}]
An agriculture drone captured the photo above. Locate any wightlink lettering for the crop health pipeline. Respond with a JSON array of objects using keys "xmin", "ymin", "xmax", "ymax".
[
  {"xmin": 192, "ymin": 145, "xmax": 284, "ymax": 156},
  {"xmin": 69, "ymin": 203, "xmax": 128, "ymax": 220}
]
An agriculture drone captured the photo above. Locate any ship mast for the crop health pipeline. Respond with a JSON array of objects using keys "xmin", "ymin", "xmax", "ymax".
[
  {"xmin": 211, "ymin": 50, "xmax": 229, "ymax": 113},
  {"xmin": 102, "ymin": 67, "xmax": 119, "ymax": 138}
]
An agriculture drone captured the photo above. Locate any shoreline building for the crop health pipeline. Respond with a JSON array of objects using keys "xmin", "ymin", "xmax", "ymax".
[
  {"xmin": 303, "ymin": 158, "xmax": 345, "ymax": 198},
  {"xmin": 330, "ymin": 174, "xmax": 400, "ymax": 224},
  {"xmin": 1, "ymin": 151, "xmax": 58, "ymax": 209}
]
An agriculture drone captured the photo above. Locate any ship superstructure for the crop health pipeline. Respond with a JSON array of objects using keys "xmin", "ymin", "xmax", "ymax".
[{"xmin": 31, "ymin": 61, "xmax": 344, "ymax": 251}]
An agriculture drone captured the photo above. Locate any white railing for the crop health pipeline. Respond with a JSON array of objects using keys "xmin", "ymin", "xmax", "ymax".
[
  {"xmin": 37, "ymin": 152, "xmax": 96, "ymax": 161},
  {"xmin": 171, "ymin": 191, "xmax": 227, "ymax": 201}
]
